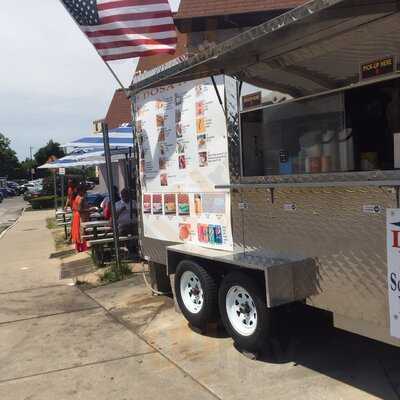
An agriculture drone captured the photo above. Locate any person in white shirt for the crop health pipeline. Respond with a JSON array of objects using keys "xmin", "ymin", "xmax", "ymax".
[{"xmin": 115, "ymin": 188, "xmax": 137, "ymax": 235}]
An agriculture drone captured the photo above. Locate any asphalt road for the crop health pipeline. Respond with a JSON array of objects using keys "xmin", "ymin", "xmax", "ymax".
[{"xmin": 0, "ymin": 197, "xmax": 26, "ymax": 234}]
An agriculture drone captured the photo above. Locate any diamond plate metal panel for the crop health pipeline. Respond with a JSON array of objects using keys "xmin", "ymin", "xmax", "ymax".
[
  {"xmin": 141, "ymin": 236, "xmax": 177, "ymax": 265},
  {"xmin": 232, "ymin": 186, "xmax": 396, "ymax": 327}
]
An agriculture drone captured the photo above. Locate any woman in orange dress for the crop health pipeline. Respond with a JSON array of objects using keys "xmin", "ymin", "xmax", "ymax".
[{"xmin": 71, "ymin": 183, "xmax": 89, "ymax": 252}]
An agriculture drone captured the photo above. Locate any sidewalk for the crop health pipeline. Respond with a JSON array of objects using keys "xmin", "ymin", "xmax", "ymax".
[
  {"xmin": 0, "ymin": 210, "xmax": 215, "ymax": 400},
  {"xmin": 0, "ymin": 209, "xmax": 68, "ymax": 292},
  {"xmin": 0, "ymin": 209, "xmax": 400, "ymax": 399}
]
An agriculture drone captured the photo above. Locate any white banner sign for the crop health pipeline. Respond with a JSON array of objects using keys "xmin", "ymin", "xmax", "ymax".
[
  {"xmin": 387, "ymin": 209, "xmax": 400, "ymax": 338},
  {"xmin": 136, "ymin": 76, "xmax": 233, "ymax": 250}
]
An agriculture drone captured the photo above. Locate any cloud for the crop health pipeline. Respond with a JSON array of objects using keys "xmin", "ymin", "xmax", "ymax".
[{"xmin": 0, "ymin": 0, "xmax": 180, "ymax": 160}]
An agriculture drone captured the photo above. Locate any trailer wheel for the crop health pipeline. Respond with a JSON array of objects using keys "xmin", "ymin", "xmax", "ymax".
[
  {"xmin": 175, "ymin": 260, "xmax": 217, "ymax": 328},
  {"xmin": 219, "ymin": 272, "xmax": 270, "ymax": 352}
]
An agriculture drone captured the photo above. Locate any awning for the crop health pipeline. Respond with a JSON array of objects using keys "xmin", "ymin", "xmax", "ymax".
[
  {"xmin": 63, "ymin": 125, "xmax": 134, "ymax": 149},
  {"xmin": 129, "ymin": 0, "xmax": 400, "ymax": 97},
  {"xmin": 38, "ymin": 149, "xmax": 129, "ymax": 170}
]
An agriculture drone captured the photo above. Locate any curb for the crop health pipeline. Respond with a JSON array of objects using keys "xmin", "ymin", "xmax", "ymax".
[{"xmin": 0, "ymin": 207, "xmax": 26, "ymax": 240}]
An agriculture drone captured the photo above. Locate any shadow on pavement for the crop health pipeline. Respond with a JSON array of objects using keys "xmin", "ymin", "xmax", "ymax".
[{"xmin": 257, "ymin": 305, "xmax": 400, "ymax": 399}]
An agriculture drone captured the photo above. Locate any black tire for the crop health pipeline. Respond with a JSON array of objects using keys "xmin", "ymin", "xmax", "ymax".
[
  {"xmin": 175, "ymin": 260, "xmax": 218, "ymax": 329},
  {"xmin": 219, "ymin": 271, "xmax": 271, "ymax": 352}
]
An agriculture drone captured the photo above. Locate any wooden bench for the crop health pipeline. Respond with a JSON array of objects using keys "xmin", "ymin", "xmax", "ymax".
[
  {"xmin": 88, "ymin": 235, "xmax": 139, "ymax": 266},
  {"xmin": 55, "ymin": 212, "xmax": 72, "ymax": 240},
  {"xmin": 84, "ymin": 226, "xmax": 111, "ymax": 233},
  {"xmin": 82, "ymin": 232, "xmax": 114, "ymax": 240},
  {"xmin": 88, "ymin": 235, "xmax": 138, "ymax": 245}
]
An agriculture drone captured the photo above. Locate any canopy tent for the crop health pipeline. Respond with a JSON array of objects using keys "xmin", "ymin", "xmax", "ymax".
[
  {"xmin": 129, "ymin": 0, "xmax": 400, "ymax": 98},
  {"xmin": 38, "ymin": 148, "xmax": 130, "ymax": 170},
  {"xmin": 63, "ymin": 125, "xmax": 134, "ymax": 149}
]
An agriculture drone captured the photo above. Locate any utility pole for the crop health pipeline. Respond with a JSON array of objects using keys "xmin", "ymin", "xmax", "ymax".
[{"xmin": 29, "ymin": 146, "xmax": 34, "ymax": 180}]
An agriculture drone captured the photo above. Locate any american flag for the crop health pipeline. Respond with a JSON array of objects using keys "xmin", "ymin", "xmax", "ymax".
[{"xmin": 61, "ymin": 0, "xmax": 177, "ymax": 61}]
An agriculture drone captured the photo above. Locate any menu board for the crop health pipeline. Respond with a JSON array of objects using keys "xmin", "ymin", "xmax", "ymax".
[{"xmin": 136, "ymin": 77, "xmax": 233, "ymax": 250}]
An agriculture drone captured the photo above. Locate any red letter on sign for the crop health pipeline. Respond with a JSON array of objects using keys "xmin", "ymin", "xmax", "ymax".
[{"xmin": 392, "ymin": 230, "xmax": 400, "ymax": 248}]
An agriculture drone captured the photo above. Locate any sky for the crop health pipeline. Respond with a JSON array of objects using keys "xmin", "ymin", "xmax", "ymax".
[{"xmin": 0, "ymin": 0, "xmax": 180, "ymax": 161}]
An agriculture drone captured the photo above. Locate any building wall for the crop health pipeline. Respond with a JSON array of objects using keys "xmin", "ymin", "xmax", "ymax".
[
  {"xmin": 105, "ymin": 90, "xmax": 132, "ymax": 129},
  {"xmin": 175, "ymin": 0, "xmax": 302, "ymax": 19}
]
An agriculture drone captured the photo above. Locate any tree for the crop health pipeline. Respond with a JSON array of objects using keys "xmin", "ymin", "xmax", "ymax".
[
  {"xmin": 19, "ymin": 158, "xmax": 37, "ymax": 179},
  {"xmin": 0, "ymin": 133, "xmax": 21, "ymax": 179},
  {"xmin": 34, "ymin": 140, "xmax": 65, "ymax": 167}
]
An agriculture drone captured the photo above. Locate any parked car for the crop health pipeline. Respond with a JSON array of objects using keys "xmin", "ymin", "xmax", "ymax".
[
  {"xmin": 23, "ymin": 183, "xmax": 42, "ymax": 194},
  {"xmin": 5, "ymin": 188, "xmax": 16, "ymax": 197},
  {"xmin": 85, "ymin": 181, "xmax": 96, "ymax": 191},
  {"xmin": 0, "ymin": 188, "xmax": 8, "ymax": 199},
  {"xmin": 7, "ymin": 181, "xmax": 23, "ymax": 195},
  {"xmin": 86, "ymin": 192, "xmax": 106, "ymax": 208}
]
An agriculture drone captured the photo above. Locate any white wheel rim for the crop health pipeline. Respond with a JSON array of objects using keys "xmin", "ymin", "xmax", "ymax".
[
  {"xmin": 180, "ymin": 271, "xmax": 204, "ymax": 314},
  {"xmin": 226, "ymin": 286, "xmax": 257, "ymax": 336}
]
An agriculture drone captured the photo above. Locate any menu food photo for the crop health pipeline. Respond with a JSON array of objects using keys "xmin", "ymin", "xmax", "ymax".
[{"xmin": 136, "ymin": 77, "xmax": 233, "ymax": 250}]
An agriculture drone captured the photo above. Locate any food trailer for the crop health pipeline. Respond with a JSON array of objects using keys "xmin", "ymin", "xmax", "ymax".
[{"xmin": 130, "ymin": 0, "xmax": 400, "ymax": 352}]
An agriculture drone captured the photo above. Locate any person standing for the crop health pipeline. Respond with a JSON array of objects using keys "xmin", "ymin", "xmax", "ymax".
[
  {"xmin": 101, "ymin": 185, "xmax": 120, "ymax": 220},
  {"xmin": 115, "ymin": 188, "xmax": 137, "ymax": 235},
  {"xmin": 71, "ymin": 183, "xmax": 90, "ymax": 252},
  {"xmin": 64, "ymin": 178, "xmax": 76, "ymax": 210},
  {"xmin": 115, "ymin": 188, "xmax": 138, "ymax": 258}
]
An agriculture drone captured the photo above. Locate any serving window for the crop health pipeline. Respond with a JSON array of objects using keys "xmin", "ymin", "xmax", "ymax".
[{"xmin": 241, "ymin": 78, "xmax": 400, "ymax": 177}]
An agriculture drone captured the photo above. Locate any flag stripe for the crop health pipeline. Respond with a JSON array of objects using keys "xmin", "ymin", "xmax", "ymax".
[
  {"xmin": 100, "ymin": 11, "xmax": 172, "ymax": 24},
  {"xmin": 94, "ymin": 37, "xmax": 177, "ymax": 49},
  {"xmin": 83, "ymin": 17, "xmax": 174, "ymax": 32},
  {"xmin": 89, "ymin": 31, "xmax": 175, "ymax": 43},
  {"xmin": 97, "ymin": 0, "xmax": 170, "ymax": 11},
  {"xmin": 84, "ymin": 24, "xmax": 176, "ymax": 37},
  {"xmin": 102, "ymin": 48, "xmax": 175, "ymax": 61},
  {"xmin": 99, "ymin": 43, "xmax": 174, "ymax": 56},
  {"xmin": 99, "ymin": 4, "xmax": 172, "ymax": 17}
]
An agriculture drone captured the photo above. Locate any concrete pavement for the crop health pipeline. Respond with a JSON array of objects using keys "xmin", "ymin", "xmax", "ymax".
[
  {"xmin": 1, "ymin": 208, "xmax": 400, "ymax": 399},
  {"xmin": 0, "ymin": 210, "xmax": 216, "ymax": 400}
]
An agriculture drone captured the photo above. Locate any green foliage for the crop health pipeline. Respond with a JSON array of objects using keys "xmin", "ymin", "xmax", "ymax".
[
  {"xmin": 19, "ymin": 158, "xmax": 37, "ymax": 179},
  {"xmin": 46, "ymin": 217, "xmax": 57, "ymax": 230},
  {"xmin": 0, "ymin": 133, "xmax": 66, "ymax": 180},
  {"xmin": 100, "ymin": 263, "xmax": 132, "ymax": 283},
  {"xmin": 34, "ymin": 140, "xmax": 65, "ymax": 167},
  {"xmin": 28, "ymin": 195, "xmax": 63, "ymax": 210},
  {"xmin": 0, "ymin": 133, "xmax": 20, "ymax": 179}
]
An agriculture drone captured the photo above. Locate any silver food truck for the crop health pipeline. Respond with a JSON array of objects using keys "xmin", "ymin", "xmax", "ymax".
[{"xmin": 128, "ymin": 0, "xmax": 400, "ymax": 353}]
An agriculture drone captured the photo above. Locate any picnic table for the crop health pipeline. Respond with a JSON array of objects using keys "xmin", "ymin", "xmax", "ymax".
[
  {"xmin": 82, "ymin": 220, "xmax": 139, "ymax": 266},
  {"xmin": 55, "ymin": 209, "xmax": 72, "ymax": 240}
]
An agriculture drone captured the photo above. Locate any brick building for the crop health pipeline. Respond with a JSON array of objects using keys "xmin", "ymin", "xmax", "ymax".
[
  {"xmin": 104, "ymin": 89, "xmax": 132, "ymax": 130},
  {"xmin": 175, "ymin": 0, "xmax": 304, "ymax": 53}
]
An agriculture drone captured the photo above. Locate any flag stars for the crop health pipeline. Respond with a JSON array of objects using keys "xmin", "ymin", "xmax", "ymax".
[{"xmin": 62, "ymin": 0, "xmax": 100, "ymax": 25}]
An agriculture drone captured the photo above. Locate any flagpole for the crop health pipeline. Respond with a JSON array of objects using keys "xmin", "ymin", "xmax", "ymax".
[{"xmin": 103, "ymin": 61, "xmax": 131, "ymax": 97}]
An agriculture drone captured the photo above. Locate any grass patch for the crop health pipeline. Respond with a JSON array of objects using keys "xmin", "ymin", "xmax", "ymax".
[
  {"xmin": 100, "ymin": 263, "xmax": 133, "ymax": 283},
  {"xmin": 46, "ymin": 217, "xmax": 57, "ymax": 230},
  {"xmin": 46, "ymin": 217, "xmax": 71, "ymax": 252}
]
